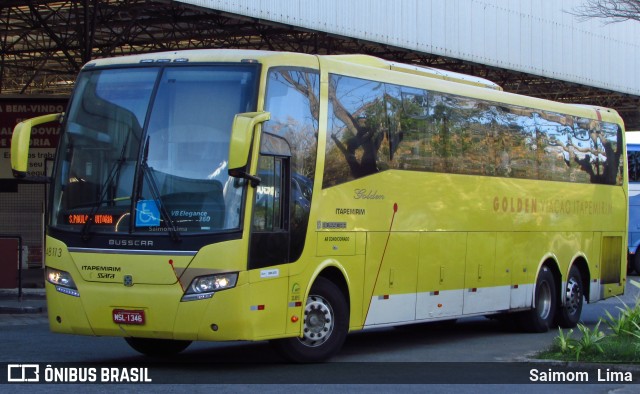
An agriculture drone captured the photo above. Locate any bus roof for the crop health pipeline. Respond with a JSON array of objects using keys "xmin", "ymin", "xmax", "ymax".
[
  {"xmin": 82, "ymin": 49, "xmax": 315, "ymax": 68},
  {"xmin": 323, "ymin": 54, "xmax": 502, "ymax": 90},
  {"xmin": 82, "ymin": 49, "xmax": 622, "ymax": 125},
  {"xmin": 83, "ymin": 49, "xmax": 502, "ymax": 90}
]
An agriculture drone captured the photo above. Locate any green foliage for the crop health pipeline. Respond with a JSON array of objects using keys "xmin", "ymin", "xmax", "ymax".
[
  {"xmin": 573, "ymin": 322, "xmax": 605, "ymax": 361},
  {"xmin": 626, "ymin": 321, "xmax": 640, "ymax": 341},
  {"xmin": 541, "ymin": 279, "xmax": 640, "ymax": 363},
  {"xmin": 602, "ymin": 299, "xmax": 640, "ymax": 337},
  {"xmin": 553, "ymin": 327, "xmax": 575, "ymax": 354}
]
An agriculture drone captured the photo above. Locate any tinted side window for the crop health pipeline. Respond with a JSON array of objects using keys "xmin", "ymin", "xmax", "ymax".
[
  {"xmin": 324, "ymin": 74, "xmax": 390, "ymax": 188},
  {"xmin": 565, "ymin": 117, "xmax": 622, "ymax": 185},
  {"xmin": 324, "ymin": 73, "xmax": 623, "ymax": 187}
]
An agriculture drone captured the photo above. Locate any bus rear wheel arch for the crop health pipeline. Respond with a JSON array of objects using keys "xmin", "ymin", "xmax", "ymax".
[{"xmin": 271, "ymin": 276, "xmax": 349, "ymax": 362}]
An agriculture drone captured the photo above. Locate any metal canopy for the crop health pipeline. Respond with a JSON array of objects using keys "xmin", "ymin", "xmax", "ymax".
[{"xmin": 2, "ymin": 0, "xmax": 639, "ymax": 128}]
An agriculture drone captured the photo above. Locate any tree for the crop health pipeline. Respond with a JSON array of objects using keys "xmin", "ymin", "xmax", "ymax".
[{"xmin": 571, "ymin": 0, "xmax": 640, "ymax": 23}]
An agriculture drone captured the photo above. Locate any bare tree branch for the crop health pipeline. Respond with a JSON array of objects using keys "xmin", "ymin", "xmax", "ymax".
[{"xmin": 569, "ymin": 0, "xmax": 640, "ymax": 23}]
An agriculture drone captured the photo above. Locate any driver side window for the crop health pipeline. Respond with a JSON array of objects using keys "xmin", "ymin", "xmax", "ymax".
[{"xmin": 253, "ymin": 154, "xmax": 285, "ymax": 232}]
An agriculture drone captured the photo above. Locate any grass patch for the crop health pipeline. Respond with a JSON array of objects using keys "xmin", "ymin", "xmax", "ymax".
[
  {"xmin": 536, "ymin": 279, "xmax": 640, "ymax": 363},
  {"xmin": 538, "ymin": 334, "xmax": 640, "ymax": 363}
]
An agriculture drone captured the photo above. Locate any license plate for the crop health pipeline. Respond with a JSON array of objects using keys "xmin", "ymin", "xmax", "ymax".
[{"xmin": 113, "ymin": 309, "xmax": 145, "ymax": 325}]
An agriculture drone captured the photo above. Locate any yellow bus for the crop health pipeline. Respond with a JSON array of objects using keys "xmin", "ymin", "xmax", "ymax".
[{"xmin": 11, "ymin": 50, "xmax": 627, "ymax": 362}]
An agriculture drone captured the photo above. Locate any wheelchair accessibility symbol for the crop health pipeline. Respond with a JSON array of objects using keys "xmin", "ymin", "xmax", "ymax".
[{"xmin": 136, "ymin": 200, "xmax": 161, "ymax": 227}]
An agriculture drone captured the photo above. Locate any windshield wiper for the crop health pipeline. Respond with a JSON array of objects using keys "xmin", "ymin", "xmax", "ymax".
[
  {"xmin": 139, "ymin": 136, "xmax": 181, "ymax": 243},
  {"xmin": 81, "ymin": 140, "xmax": 129, "ymax": 241}
]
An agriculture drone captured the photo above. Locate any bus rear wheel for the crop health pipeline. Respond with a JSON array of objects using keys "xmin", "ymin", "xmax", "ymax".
[
  {"xmin": 556, "ymin": 265, "xmax": 583, "ymax": 328},
  {"xmin": 518, "ymin": 266, "xmax": 556, "ymax": 333},
  {"xmin": 125, "ymin": 337, "xmax": 192, "ymax": 357},
  {"xmin": 272, "ymin": 277, "xmax": 349, "ymax": 362}
]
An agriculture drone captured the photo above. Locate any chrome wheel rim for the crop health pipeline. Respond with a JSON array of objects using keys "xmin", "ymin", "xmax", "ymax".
[
  {"xmin": 564, "ymin": 276, "xmax": 582, "ymax": 316},
  {"xmin": 299, "ymin": 295, "xmax": 334, "ymax": 347},
  {"xmin": 538, "ymin": 280, "xmax": 552, "ymax": 320}
]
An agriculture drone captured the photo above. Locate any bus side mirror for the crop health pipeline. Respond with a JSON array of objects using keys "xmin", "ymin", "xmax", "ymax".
[
  {"xmin": 11, "ymin": 113, "xmax": 62, "ymax": 179},
  {"xmin": 228, "ymin": 111, "xmax": 271, "ymax": 186}
]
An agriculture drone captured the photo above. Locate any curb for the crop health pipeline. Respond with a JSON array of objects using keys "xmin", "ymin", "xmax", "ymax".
[
  {"xmin": 0, "ymin": 288, "xmax": 47, "ymax": 314},
  {"xmin": 0, "ymin": 305, "xmax": 46, "ymax": 314}
]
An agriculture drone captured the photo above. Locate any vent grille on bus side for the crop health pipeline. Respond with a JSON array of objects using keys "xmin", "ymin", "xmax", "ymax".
[{"xmin": 601, "ymin": 236, "xmax": 622, "ymax": 284}]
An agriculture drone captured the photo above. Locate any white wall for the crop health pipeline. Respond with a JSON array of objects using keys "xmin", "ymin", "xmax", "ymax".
[{"xmin": 179, "ymin": 0, "xmax": 640, "ymax": 96}]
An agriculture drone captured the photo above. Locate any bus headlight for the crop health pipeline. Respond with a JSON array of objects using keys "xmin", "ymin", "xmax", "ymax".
[
  {"xmin": 46, "ymin": 267, "xmax": 80, "ymax": 297},
  {"xmin": 181, "ymin": 272, "xmax": 238, "ymax": 302}
]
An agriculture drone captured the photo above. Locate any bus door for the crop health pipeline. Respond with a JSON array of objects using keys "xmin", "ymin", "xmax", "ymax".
[
  {"xmin": 249, "ymin": 132, "xmax": 292, "ymax": 269},
  {"xmin": 242, "ymin": 132, "xmax": 293, "ymax": 337}
]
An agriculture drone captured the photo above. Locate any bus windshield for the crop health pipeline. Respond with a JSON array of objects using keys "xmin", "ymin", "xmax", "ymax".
[{"xmin": 50, "ymin": 64, "xmax": 259, "ymax": 236}]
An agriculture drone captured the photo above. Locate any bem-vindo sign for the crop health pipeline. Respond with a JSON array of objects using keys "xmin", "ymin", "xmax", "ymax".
[{"xmin": 0, "ymin": 97, "xmax": 67, "ymax": 179}]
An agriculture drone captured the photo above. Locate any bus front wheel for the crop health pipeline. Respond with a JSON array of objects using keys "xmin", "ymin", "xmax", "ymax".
[
  {"xmin": 272, "ymin": 277, "xmax": 349, "ymax": 362},
  {"xmin": 125, "ymin": 337, "xmax": 192, "ymax": 357},
  {"xmin": 519, "ymin": 266, "xmax": 556, "ymax": 333}
]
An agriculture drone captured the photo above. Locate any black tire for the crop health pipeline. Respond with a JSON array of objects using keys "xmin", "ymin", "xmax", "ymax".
[
  {"xmin": 271, "ymin": 277, "xmax": 349, "ymax": 362},
  {"xmin": 518, "ymin": 266, "xmax": 557, "ymax": 333},
  {"xmin": 556, "ymin": 265, "xmax": 584, "ymax": 328},
  {"xmin": 125, "ymin": 337, "xmax": 191, "ymax": 357}
]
